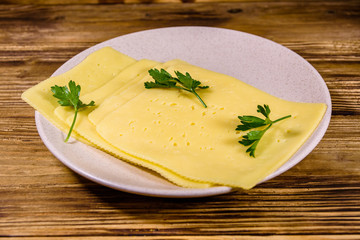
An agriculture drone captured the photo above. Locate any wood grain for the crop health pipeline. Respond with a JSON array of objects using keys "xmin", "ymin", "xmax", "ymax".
[
  {"xmin": 2, "ymin": 0, "xmax": 351, "ymax": 4},
  {"xmin": 0, "ymin": 0, "xmax": 359, "ymax": 238}
]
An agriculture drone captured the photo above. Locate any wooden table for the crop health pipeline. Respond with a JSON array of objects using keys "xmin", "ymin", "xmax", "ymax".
[{"xmin": 1, "ymin": 0, "xmax": 359, "ymax": 239}]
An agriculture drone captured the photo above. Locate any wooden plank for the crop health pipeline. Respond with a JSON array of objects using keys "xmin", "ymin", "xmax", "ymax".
[
  {"xmin": 1, "ymin": 0, "xmax": 353, "ymax": 4},
  {"xmin": 1, "ymin": 237, "xmax": 360, "ymax": 240},
  {"xmin": 0, "ymin": 1, "xmax": 359, "ymax": 45}
]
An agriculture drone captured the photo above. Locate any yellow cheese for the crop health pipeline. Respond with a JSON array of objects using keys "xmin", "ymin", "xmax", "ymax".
[
  {"xmin": 22, "ymin": 47, "xmax": 212, "ymax": 188},
  {"xmin": 22, "ymin": 47, "xmax": 326, "ymax": 190},
  {"xmin": 53, "ymin": 59, "xmax": 157, "ymax": 127},
  {"xmin": 21, "ymin": 47, "xmax": 136, "ymax": 142},
  {"xmin": 88, "ymin": 59, "xmax": 189, "ymax": 126},
  {"xmin": 53, "ymin": 58, "xmax": 212, "ymax": 188},
  {"xmin": 96, "ymin": 61, "xmax": 327, "ymax": 189},
  {"xmin": 62, "ymin": 108, "xmax": 211, "ymax": 188}
]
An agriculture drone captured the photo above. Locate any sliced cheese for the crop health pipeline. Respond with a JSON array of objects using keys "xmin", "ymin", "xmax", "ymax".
[
  {"xmin": 21, "ymin": 47, "xmax": 136, "ymax": 142},
  {"xmin": 96, "ymin": 61, "xmax": 327, "ymax": 189},
  {"xmin": 22, "ymin": 47, "xmax": 326, "ymax": 190},
  {"xmin": 54, "ymin": 59, "xmax": 157, "ymax": 127},
  {"xmin": 52, "ymin": 58, "xmax": 212, "ymax": 188},
  {"xmin": 88, "ymin": 59, "xmax": 189, "ymax": 126}
]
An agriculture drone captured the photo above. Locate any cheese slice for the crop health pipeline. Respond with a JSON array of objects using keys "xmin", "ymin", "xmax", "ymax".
[
  {"xmin": 53, "ymin": 59, "xmax": 157, "ymax": 128},
  {"xmin": 88, "ymin": 59, "xmax": 190, "ymax": 126},
  {"xmin": 21, "ymin": 47, "xmax": 136, "ymax": 142},
  {"xmin": 53, "ymin": 58, "xmax": 212, "ymax": 188},
  {"xmin": 96, "ymin": 61, "xmax": 327, "ymax": 189}
]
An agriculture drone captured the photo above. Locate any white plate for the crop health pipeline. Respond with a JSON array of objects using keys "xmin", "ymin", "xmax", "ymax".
[{"xmin": 35, "ymin": 27, "xmax": 331, "ymax": 198}]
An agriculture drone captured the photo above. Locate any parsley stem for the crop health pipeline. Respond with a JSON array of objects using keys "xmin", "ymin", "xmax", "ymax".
[
  {"xmin": 192, "ymin": 90, "xmax": 207, "ymax": 108},
  {"xmin": 173, "ymin": 86, "xmax": 207, "ymax": 108},
  {"xmin": 174, "ymin": 86, "xmax": 191, "ymax": 92},
  {"xmin": 65, "ymin": 107, "xmax": 78, "ymax": 142},
  {"xmin": 272, "ymin": 115, "xmax": 292, "ymax": 124},
  {"xmin": 263, "ymin": 123, "xmax": 272, "ymax": 133}
]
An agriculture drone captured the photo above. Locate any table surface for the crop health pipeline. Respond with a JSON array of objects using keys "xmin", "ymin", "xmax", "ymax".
[{"xmin": 1, "ymin": 0, "xmax": 359, "ymax": 239}]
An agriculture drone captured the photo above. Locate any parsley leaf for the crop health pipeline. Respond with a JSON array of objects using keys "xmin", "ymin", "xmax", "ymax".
[
  {"xmin": 237, "ymin": 104, "xmax": 291, "ymax": 157},
  {"xmin": 145, "ymin": 68, "xmax": 209, "ymax": 108},
  {"xmin": 51, "ymin": 80, "xmax": 95, "ymax": 142}
]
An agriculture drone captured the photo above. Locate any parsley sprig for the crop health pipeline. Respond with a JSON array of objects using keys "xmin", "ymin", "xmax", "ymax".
[
  {"xmin": 144, "ymin": 68, "xmax": 209, "ymax": 108},
  {"xmin": 51, "ymin": 80, "xmax": 95, "ymax": 142},
  {"xmin": 236, "ymin": 104, "xmax": 291, "ymax": 157}
]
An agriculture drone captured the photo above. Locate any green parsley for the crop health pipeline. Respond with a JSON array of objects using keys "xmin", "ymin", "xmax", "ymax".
[
  {"xmin": 144, "ymin": 68, "xmax": 209, "ymax": 108},
  {"xmin": 236, "ymin": 104, "xmax": 291, "ymax": 157},
  {"xmin": 51, "ymin": 80, "xmax": 95, "ymax": 142}
]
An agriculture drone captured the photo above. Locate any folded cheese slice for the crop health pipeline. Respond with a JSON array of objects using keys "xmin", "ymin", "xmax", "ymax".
[
  {"xmin": 95, "ymin": 61, "xmax": 327, "ymax": 189},
  {"xmin": 21, "ymin": 47, "xmax": 136, "ymax": 142}
]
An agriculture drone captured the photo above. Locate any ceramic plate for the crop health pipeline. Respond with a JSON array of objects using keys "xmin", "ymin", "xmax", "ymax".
[{"xmin": 35, "ymin": 27, "xmax": 331, "ymax": 198}]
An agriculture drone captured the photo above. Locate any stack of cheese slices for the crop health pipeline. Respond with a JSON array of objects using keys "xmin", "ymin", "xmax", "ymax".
[{"xmin": 22, "ymin": 47, "xmax": 326, "ymax": 189}]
